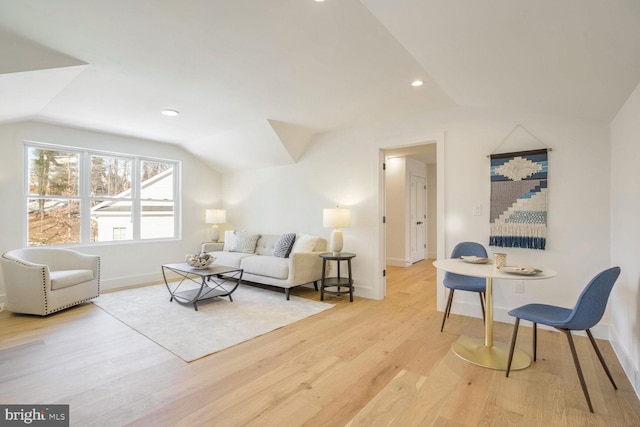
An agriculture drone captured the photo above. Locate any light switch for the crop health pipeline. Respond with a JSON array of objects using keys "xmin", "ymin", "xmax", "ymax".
[
  {"xmin": 514, "ymin": 281, "xmax": 524, "ymax": 293},
  {"xmin": 472, "ymin": 204, "xmax": 482, "ymax": 216}
]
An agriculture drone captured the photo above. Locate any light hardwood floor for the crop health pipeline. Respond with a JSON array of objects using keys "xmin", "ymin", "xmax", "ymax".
[{"xmin": 1, "ymin": 261, "xmax": 639, "ymax": 426}]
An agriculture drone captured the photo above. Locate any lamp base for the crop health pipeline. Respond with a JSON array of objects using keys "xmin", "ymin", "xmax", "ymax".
[
  {"xmin": 210, "ymin": 225, "xmax": 220, "ymax": 242},
  {"xmin": 329, "ymin": 228, "xmax": 343, "ymax": 255}
]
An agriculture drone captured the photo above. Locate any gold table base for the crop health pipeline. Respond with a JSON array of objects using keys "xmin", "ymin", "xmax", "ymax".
[{"xmin": 452, "ymin": 335, "xmax": 530, "ymax": 371}]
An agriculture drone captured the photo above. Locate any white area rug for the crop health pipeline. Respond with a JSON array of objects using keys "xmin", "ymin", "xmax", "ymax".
[{"xmin": 93, "ymin": 283, "xmax": 333, "ymax": 362}]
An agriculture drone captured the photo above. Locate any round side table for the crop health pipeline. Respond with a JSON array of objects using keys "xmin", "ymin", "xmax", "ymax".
[{"xmin": 319, "ymin": 252, "xmax": 356, "ymax": 302}]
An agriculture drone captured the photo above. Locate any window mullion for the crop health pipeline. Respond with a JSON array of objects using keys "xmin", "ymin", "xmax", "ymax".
[
  {"xmin": 132, "ymin": 158, "xmax": 141, "ymax": 240},
  {"xmin": 81, "ymin": 151, "xmax": 91, "ymax": 244}
]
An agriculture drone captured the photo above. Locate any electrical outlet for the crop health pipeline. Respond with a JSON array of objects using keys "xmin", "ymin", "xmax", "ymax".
[{"xmin": 513, "ymin": 281, "xmax": 524, "ymax": 293}]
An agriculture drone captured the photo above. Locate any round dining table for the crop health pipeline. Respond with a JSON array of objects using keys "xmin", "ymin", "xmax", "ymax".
[{"xmin": 433, "ymin": 258, "xmax": 557, "ymax": 370}]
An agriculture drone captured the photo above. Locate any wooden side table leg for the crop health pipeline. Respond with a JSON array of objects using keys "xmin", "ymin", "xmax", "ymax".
[
  {"xmin": 348, "ymin": 258, "xmax": 353, "ymax": 302},
  {"xmin": 320, "ymin": 259, "xmax": 327, "ymax": 301}
]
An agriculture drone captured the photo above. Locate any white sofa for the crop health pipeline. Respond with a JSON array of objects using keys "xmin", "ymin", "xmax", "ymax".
[
  {"xmin": 1, "ymin": 248, "xmax": 100, "ymax": 315},
  {"xmin": 201, "ymin": 232, "xmax": 327, "ymax": 300}
]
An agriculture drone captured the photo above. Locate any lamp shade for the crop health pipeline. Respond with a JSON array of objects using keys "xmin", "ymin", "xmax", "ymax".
[
  {"xmin": 205, "ymin": 209, "xmax": 226, "ymax": 224},
  {"xmin": 323, "ymin": 208, "xmax": 350, "ymax": 228}
]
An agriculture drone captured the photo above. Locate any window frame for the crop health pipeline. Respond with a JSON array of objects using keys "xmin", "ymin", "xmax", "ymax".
[{"xmin": 23, "ymin": 141, "xmax": 181, "ymax": 247}]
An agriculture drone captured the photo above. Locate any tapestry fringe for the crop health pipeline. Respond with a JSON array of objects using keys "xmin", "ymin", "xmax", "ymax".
[
  {"xmin": 490, "ymin": 223, "xmax": 546, "ymax": 238},
  {"xmin": 489, "ymin": 236, "xmax": 546, "ymax": 250},
  {"xmin": 490, "ymin": 223, "xmax": 547, "ymax": 249}
]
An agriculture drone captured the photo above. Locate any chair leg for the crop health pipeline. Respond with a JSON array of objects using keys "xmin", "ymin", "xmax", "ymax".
[
  {"xmin": 440, "ymin": 289, "xmax": 455, "ymax": 332},
  {"xmin": 479, "ymin": 292, "xmax": 486, "ymax": 323},
  {"xmin": 563, "ymin": 329, "xmax": 594, "ymax": 413},
  {"xmin": 586, "ymin": 329, "xmax": 617, "ymax": 390},
  {"xmin": 533, "ymin": 322, "xmax": 537, "ymax": 362},
  {"xmin": 506, "ymin": 317, "xmax": 520, "ymax": 377},
  {"xmin": 446, "ymin": 289, "xmax": 455, "ymax": 318}
]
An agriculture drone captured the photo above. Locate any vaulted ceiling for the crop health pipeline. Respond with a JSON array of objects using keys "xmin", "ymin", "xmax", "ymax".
[{"xmin": 1, "ymin": 0, "xmax": 639, "ymax": 172}]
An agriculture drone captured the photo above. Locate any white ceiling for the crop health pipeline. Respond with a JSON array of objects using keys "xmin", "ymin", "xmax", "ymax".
[{"xmin": 1, "ymin": 0, "xmax": 639, "ymax": 172}]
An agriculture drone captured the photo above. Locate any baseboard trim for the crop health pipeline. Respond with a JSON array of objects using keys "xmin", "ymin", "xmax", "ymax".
[
  {"xmin": 100, "ymin": 272, "xmax": 164, "ymax": 292},
  {"xmin": 609, "ymin": 325, "xmax": 640, "ymax": 401},
  {"xmin": 386, "ymin": 258, "xmax": 411, "ymax": 267}
]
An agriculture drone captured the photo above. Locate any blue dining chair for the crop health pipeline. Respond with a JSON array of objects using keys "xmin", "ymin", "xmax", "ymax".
[
  {"xmin": 440, "ymin": 242, "xmax": 488, "ymax": 332},
  {"xmin": 505, "ymin": 266, "xmax": 621, "ymax": 413}
]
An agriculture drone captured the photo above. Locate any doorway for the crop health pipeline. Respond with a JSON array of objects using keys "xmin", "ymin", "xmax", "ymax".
[
  {"xmin": 383, "ymin": 144, "xmax": 436, "ymax": 268},
  {"xmin": 376, "ymin": 133, "xmax": 445, "ymax": 302}
]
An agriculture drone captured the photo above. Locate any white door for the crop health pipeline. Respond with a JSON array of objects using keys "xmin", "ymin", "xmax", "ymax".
[{"xmin": 410, "ymin": 175, "xmax": 426, "ymax": 263}]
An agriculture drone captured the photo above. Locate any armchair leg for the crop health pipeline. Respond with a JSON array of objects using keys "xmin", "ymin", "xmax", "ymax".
[
  {"xmin": 563, "ymin": 329, "xmax": 594, "ymax": 413},
  {"xmin": 586, "ymin": 329, "xmax": 617, "ymax": 390},
  {"xmin": 313, "ymin": 281, "xmax": 319, "ymax": 291},
  {"xmin": 440, "ymin": 289, "xmax": 455, "ymax": 332},
  {"xmin": 506, "ymin": 317, "xmax": 520, "ymax": 377}
]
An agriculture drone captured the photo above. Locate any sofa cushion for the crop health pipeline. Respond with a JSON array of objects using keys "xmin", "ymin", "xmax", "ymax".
[
  {"xmin": 254, "ymin": 234, "xmax": 279, "ymax": 256},
  {"xmin": 273, "ymin": 233, "xmax": 296, "ymax": 258},
  {"xmin": 50, "ymin": 269, "xmax": 95, "ymax": 290},
  {"xmin": 291, "ymin": 234, "xmax": 319, "ymax": 253},
  {"xmin": 240, "ymin": 255, "xmax": 289, "ymax": 280},
  {"xmin": 210, "ymin": 251, "xmax": 253, "ymax": 269},
  {"xmin": 234, "ymin": 231, "xmax": 261, "ymax": 253}
]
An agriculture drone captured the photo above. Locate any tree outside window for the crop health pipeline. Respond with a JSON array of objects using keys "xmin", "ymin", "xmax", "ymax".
[{"xmin": 27, "ymin": 147, "xmax": 80, "ymax": 245}]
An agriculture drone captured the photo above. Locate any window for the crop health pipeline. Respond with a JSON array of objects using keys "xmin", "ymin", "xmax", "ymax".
[
  {"xmin": 25, "ymin": 142, "xmax": 180, "ymax": 246},
  {"xmin": 112, "ymin": 227, "xmax": 127, "ymax": 241}
]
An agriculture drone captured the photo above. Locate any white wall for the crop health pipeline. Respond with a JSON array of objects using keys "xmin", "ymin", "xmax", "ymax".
[
  {"xmin": 222, "ymin": 107, "xmax": 613, "ymax": 322},
  {"xmin": 610, "ymin": 81, "xmax": 640, "ymax": 398},
  {"xmin": 385, "ymin": 157, "xmax": 407, "ymax": 266},
  {"xmin": 223, "ymin": 126, "xmax": 390, "ymax": 299},
  {"xmin": 0, "ymin": 121, "xmax": 222, "ymax": 297}
]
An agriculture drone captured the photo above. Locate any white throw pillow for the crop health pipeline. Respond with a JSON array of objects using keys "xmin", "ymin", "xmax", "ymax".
[
  {"xmin": 233, "ymin": 231, "xmax": 261, "ymax": 254},
  {"xmin": 291, "ymin": 234, "xmax": 319, "ymax": 253},
  {"xmin": 223, "ymin": 230, "xmax": 237, "ymax": 251}
]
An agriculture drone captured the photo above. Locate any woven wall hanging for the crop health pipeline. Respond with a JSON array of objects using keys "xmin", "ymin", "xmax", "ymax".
[{"xmin": 488, "ymin": 124, "xmax": 550, "ymax": 250}]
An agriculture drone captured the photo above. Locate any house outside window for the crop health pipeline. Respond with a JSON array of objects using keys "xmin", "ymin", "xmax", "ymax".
[{"xmin": 25, "ymin": 142, "xmax": 180, "ymax": 246}]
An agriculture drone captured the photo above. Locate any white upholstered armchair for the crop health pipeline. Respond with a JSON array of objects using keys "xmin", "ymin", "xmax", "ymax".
[{"xmin": 1, "ymin": 248, "xmax": 100, "ymax": 316}]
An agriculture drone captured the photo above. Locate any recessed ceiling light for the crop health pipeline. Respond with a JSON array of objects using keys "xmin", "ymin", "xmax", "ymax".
[
  {"xmin": 161, "ymin": 109, "xmax": 180, "ymax": 116},
  {"xmin": 411, "ymin": 80, "xmax": 424, "ymax": 87},
  {"xmin": 314, "ymin": 0, "xmax": 326, "ymax": 2}
]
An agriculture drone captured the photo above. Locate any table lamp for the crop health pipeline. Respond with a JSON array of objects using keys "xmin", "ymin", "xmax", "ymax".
[
  {"xmin": 205, "ymin": 209, "xmax": 226, "ymax": 242},
  {"xmin": 323, "ymin": 207, "xmax": 351, "ymax": 255}
]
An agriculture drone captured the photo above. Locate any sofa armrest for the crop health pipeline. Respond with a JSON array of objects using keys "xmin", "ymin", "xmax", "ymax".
[
  {"xmin": 202, "ymin": 242, "xmax": 224, "ymax": 253},
  {"xmin": 287, "ymin": 251, "xmax": 325, "ymax": 286}
]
